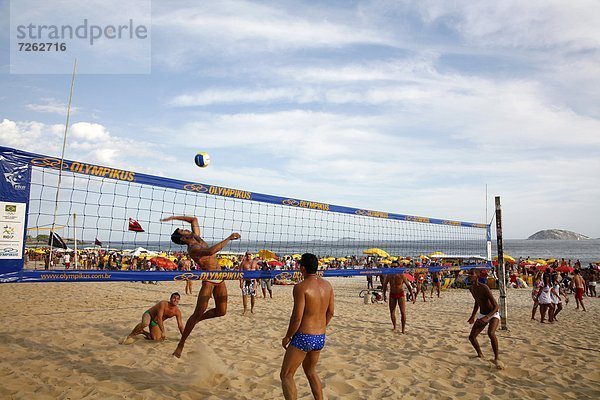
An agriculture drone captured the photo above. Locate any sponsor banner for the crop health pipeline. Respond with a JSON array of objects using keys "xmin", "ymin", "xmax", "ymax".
[
  {"xmin": 0, "ymin": 202, "xmax": 27, "ymax": 260},
  {"xmin": 1, "ymin": 146, "xmax": 488, "ymax": 229},
  {"xmin": 16, "ymin": 265, "xmax": 491, "ymax": 283}
]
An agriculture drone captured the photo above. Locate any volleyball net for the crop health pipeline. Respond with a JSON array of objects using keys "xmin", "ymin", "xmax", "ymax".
[{"xmin": 0, "ymin": 146, "xmax": 491, "ymax": 282}]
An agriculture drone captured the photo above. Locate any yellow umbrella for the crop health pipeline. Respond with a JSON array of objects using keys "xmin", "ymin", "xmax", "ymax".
[
  {"xmin": 546, "ymin": 258, "xmax": 557, "ymax": 263},
  {"xmin": 363, "ymin": 248, "xmax": 390, "ymax": 258},
  {"xmin": 398, "ymin": 259, "xmax": 410, "ymax": 265},
  {"xmin": 336, "ymin": 257, "xmax": 347, "ymax": 262},
  {"xmin": 380, "ymin": 259, "xmax": 392, "ymax": 265},
  {"xmin": 259, "ymin": 249, "xmax": 277, "ymax": 260},
  {"xmin": 292, "ymin": 254, "xmax": 302, "ymax": 260},
  {"xmin": 429, "ymin": 251, "xmax": 445, "ymax": 257},
  {"xmin": 493, "ymin": 255, "xmax": 516, "ymax": 263},
  {"xmin": 534, "ymin": 259, "xmax": 547, "ymax": 265},
  {"xmin": 218, "ymin": 258, "xmax": 233, "ymax": 267}
]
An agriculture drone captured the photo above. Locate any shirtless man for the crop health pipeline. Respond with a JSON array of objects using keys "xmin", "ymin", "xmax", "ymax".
[
  {"xmin": 161, "ymin": 215, "xmax": 241, "ymax": 357},
  {"xmin": 415, "ymin": 273, "xmax": 427, "ymax": 302},
  {"xmin": 239, "ymin": 251, "xmax": 259, "ymax": 315},
  {"xmin": 571, "ymin": 269, "xmax": 587, "ymax": 311},
  {"xmin": 180, "ymin": 256, "xmax": 193, "ymax": 295},
  {"xmin": 430, "ymin": 271, "xmax": 442, "ymax": 298},
  {"xmin": 467, "ymin": 268, "xmax": 502, "ymax": 369},
  {"xmin": 280, "ymin": 253, "xmax": 334, "ymax": 400},
  {"xmin": 383, "ymin": 263, "xmax": 412, "ymax": 333},
  {"xmin": 125, "ymin": 292, "xmax": 184, "ymax": 342}
]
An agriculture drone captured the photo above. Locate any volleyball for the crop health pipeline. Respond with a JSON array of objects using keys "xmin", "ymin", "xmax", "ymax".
[{"xmin": 194, "ymin": 152, "xmax": 210, "ymax": 168}]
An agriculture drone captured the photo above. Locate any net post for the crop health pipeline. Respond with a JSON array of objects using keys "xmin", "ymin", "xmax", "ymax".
[{"xmin": 495, "ymin": 196, "xmax": 508, "ymax": 330}]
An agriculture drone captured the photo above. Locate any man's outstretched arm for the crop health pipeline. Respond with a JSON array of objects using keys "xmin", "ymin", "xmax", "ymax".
[
  {"xmin": 191, "ymin": 233, "xmax": 241, "ymax": 257},
  {"xmin": 161, "ymin": 215, "xmax": 200, "ymax": 236}
]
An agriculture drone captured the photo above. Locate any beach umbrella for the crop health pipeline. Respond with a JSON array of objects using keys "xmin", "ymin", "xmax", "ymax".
[
  {"xmin": 336, "ymin": 257, "xmax": 347, "ymax": 262},
  {"xmin": 534, "ymin": 259, "xmax": 547, "ymax": 265},
  {"xmin": 267, "ymin": 260, "xmax": 284, "ymax": 268},
  {"xmin": 556, "ymin": 265, "xmax": 574, "ymax": 273},
  {"xmin": 398, "ymin": 259, "xmax": 410, "ymax": 265},
  {"xmin": 363, "ymin": 248, "xmax": 390, "ymax": 258},
  {"xmin": 148, "ymin": 256, "xmax": 177, "ymax": 270},
  {"xmin": 546, "ymin": 258, "xmax": 558, "ymax": 264},
  {"xmin": 493, "ymin": 255, "xmax": 516, "ymax": 264},
  {"xmin": 429, "ymin": 251, "xmax": 445, "ymax": 257},
  {"xmin": 218, "ymin": 258, "xmax": 234, "ymax": 268},
  {"xmin": 259, "ymin": 249, "xmax": 278, "ymax": 260}
]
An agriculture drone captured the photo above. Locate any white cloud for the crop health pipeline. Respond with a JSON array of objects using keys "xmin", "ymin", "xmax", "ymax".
[
  {"xmin": 412, "ymin": 0, "xmax": 600, "ymax": 51},
  {"xmin": 25, "ymin": 98, "xmax": 78, "ymax": 116},
  {"xmin": 0, "ymin": 118, "xmax": 161, "ymax": 170}
]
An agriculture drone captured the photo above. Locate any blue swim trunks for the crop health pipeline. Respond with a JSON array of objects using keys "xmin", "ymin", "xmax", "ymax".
[{"xmin": 290, "ymin": 332, "xmax": 326, "ymax": 352}]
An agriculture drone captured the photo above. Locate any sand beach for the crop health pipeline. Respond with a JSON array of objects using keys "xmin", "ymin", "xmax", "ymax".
[{"xmin": 0, "ymin": 277, "xmax": 598, "ymax": 399}]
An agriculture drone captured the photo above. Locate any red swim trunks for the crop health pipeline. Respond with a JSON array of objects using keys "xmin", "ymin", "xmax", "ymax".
[
  {"xmin": 575, "ymin": 287, "xmax": 584, "ymax": 301},
  {"xmin": 390, "ymin": 292, "xmax": 405, "ymax": 299}
]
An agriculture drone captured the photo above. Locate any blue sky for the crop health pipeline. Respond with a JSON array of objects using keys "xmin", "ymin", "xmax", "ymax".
[{"xmin": 1, "ymin": 0, "xmax": 599, "ymax": 239}]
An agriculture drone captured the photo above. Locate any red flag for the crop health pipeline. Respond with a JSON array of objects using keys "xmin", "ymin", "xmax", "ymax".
[
  {"xmin": 94, "ymin": 238, "xmax": 103, "ymax": 247},
  {"xmin": 128, "ymin": 218, "xmax": 144, "ymax": 232}
]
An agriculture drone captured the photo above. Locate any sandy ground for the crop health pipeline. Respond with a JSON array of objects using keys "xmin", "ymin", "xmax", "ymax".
[{"xmin": 0, "ymin": 277, "xmax": 598, "ymax": 399}]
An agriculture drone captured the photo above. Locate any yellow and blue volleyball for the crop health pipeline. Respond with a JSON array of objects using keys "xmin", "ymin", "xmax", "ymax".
[{"xmin": 194, "ymin": 152, "xmax": 210, "ymax": 168}]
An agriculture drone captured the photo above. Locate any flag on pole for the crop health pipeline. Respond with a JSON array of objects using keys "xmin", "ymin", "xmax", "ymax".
[
  {"xmin": 128, "ymin": 218, "xmax": 144, "ymax": 232},
  {"xmin": 48, "ymin": 231, "xmax": 68, "ymax": 249},
  {"xmin": 94, "ymin": 238, "xmax": 103, "ymax": 247}
]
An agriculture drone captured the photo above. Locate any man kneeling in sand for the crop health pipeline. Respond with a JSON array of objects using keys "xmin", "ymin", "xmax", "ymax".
[
  {"xmin": 124, "ymin": 293, "xmax": 184, "ymax": 343},
  {"xmin": 467, "ymin": 269, "xmax": 502, "ymax": 369},
  {"xmin": 280, "ymin": 253, "xmax": 334, "ymax": 400}
]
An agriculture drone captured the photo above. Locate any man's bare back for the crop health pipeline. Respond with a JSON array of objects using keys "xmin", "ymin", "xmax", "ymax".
[{"xmin": 295, "ymin": 276, "xmax": 334, "ymax": 335}]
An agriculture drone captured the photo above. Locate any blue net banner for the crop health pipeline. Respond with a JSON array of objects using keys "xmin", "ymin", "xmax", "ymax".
[
  {"xmin": 10, "ymin": 265, "xmax": 491, "ymax": 283},
  {"xmin": 0, "ymin": 146, "xmax": 486, "ymax": 228},
  {"xmin": 0, "ymin": 147, "xmax": 32, "ymax": 277}
]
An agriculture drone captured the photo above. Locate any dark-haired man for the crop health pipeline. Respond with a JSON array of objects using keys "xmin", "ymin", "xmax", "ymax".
[
  {"xmin": 467, "ymin": 268, "xmax": 502, "ymax": 369},
  {"xmin": 383, "ymin": 262, "xmax": 412, "ymax": 333},
  {"xmin": 280, "ymin": 253, "xmax": 334, "ymax": 400},
  {"xmin": 239, "ymin": 251, "xmax": 259, "ymax": 315},
  {"xmin": 161, "ymin": 215, "xmax": 240, "ymax": 357},
  {"xmin": 124, "ymin": 292, "xmax": 184, "ymax": 343}
]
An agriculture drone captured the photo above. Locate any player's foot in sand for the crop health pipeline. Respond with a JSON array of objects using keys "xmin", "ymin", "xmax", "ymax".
[
  {"xmin": 493, "ymin": 359, "xmax": 504, "ymax": 370},
  {"xmin": 173, "ymin": 343, "xmax": 184, "ymax": 358},
  {"xmin": 121, "ymin": 336, "xmax": 135, "ymax": 345}
]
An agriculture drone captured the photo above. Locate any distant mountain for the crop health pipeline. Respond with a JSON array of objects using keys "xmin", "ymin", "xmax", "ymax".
[{"xmin": 527, "ymin": 229, "xmax": 589, "ymax": 240}]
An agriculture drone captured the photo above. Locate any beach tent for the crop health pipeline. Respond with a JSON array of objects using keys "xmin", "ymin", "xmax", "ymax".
[{"xmin": 132, "ymin": 247, "xmax": 151, "ymax": 257}]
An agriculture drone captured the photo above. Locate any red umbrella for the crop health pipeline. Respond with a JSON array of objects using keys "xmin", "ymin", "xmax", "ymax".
[
  {"xmin": 268, "ymin": 260, "xmax": 284, "ymax": 268},
  {"xmin": 536, "ymin": 264, "xmax": 553, "ymax": 272},
  {"xmin": 149, "ymin": 256, "xmax": 177, "ymax": 270},
  {"xmin": 556, "ymin": 265, "xmax": 574, "ymax": 273}
]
